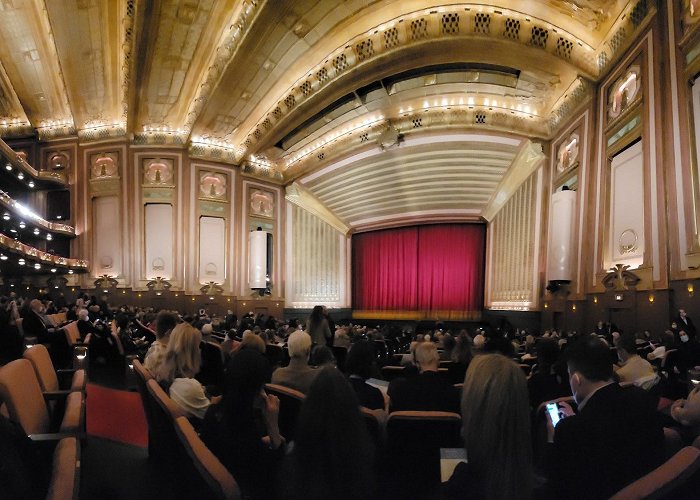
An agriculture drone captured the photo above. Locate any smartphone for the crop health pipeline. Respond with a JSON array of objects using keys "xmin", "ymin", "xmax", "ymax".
[{"xmin": 546, "ymin": 403, "xmax": 561, "ymax": 426}]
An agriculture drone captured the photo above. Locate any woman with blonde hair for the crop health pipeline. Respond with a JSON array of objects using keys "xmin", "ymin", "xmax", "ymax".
[
  {"xmin": 156, "ymin": 322, "xmax": 213, "ymax": 420},
  {"xmin": 444, "ymin": 353, "xmax": 533, "ymax": 500}
]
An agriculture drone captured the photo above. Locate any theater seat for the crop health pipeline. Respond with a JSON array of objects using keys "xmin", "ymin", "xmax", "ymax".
[
  {"xmin": 147, "ymin": 378, "xmax": 186, "ymax": 465},
  {"xmin": 264, "ymin": 383, "xmax": 305, "ymax": 440},
  {"xmin": 174, "ymin": 416, "xmax": 241, "ymax": 500},
  {"xmin": 385, "ymin": 411, "xmax": 462, "ymax": 497},
  {"xmin": 0, "ymin": 359, "xmax": 83, "ymax": 437},
  {"xmin": 132, "ymin": 359, "xmax": 156, "ymax": 456},
  {"xmin": 46, "ymin": 437, "xmax": 80, "ymax": 500},
  {"xmin": 360, "ymin": 406, "xmax": 385, "ymax": 448},
  {"xmin": 609, "ymin": 447, "xmax": 700, "ymax": 499},
  {"xmin": 23, "ymin": 344, "xmax": 86, "ymax": 394}
]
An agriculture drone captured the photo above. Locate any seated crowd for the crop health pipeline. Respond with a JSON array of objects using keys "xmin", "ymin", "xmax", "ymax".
[{"xmin": 3, "ymin": 292, "xmax": 700, "ymax": 499}]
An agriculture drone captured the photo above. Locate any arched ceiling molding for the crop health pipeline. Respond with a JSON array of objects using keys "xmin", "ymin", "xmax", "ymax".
[
  {"xmin": 0, "ymin": 0, "xmax": 75, "ymax": 140},
  {"xmin": 234, "ymin": 4, "xmax": 599, "ymax": 156},
  {"xmin": 45, "ymin": 0, "xmax": 129, "ymax": 142},
  {"xmin": 133, "ymin": 0, "xmax": 263, "ymax": 146},
  {"xmin": 285, "ymin": 182, "xmax": 350, "ymax": 234},
  {"xmin": 0, "ymin": 60, "xmax": 32, "ymax": 137}
]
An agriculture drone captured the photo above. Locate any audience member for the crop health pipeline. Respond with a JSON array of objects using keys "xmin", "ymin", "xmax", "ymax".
[
  {"xmin": 345, "ymin": 340, "xmax": 384, "ymax": 410},
  {"xmin": 548, "ymin": 336, "xmax": 664, "ymax": 499},
  {"xmin": 447, "ymin": 331, "xmax": 473, "ymax": 384},
  {"xmin": 444, "ymin": 354, "xmax": 532, "ymax": 500},
  {"xmin": 201, "ymin": 349, "xmax": 281, "ymax": 500},
  {"xmin": 281, "ymin": 367, "xmax": 374, "ymax": 499},
  {"xmin": 238, "ymin": 330, "xmax": 266, "ymax": 354},
  {"xmin": 0, "ymin": 297, "xmax": 23, "ymax": 363},
  {"xmin": 528, "ymin": 338, "xmax": 570, "ymax": 410},
  {"xmin": 271, "ymin": 330, "xmax": 318, "ymax": 393},
  {"xmin": 310, "ymin": 345, "xmax": 336, "ymax": 368},
  {"xmin": 388, "ymin": 342, "xmax": 459, "ymax": 413},
  {"xmin": 614, "ymin": 332, "xmax": 656, "ymax": 387},
  {"xmin": 144, "ymin": 310, "xmax": 178, "ymax": 374},
  {"xmin": 671, "ymin": 385, "xmax": 700, "ymax": 439},
  {"xmin": 155, "ymin": 323, "xmax": 213, "ymax": 420},
  {"xmin": 306, "ymin": 305, "xmax": 331, "ymax": 346},
  {"xmin": 22, "ymin": 299, "xmax": 57, "ymax": 344}
]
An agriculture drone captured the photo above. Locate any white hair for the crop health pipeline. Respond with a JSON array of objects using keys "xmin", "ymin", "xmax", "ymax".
[
  {"xmin": 201, "ymin": 323, "xmax": 213, "ymax": 335},
  {"xmin": 78, "ymin": 308, "xmax": 89, "ymax": 321},
  {"xmin": 287, "ymin": 330, "xmax": 312, "ymax": 358}
]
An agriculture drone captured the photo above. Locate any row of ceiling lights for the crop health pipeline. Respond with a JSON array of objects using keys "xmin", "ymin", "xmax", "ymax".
[
  {"xmin": 0, "ymin": 253, "xmax": 74, "ymax": 274},
  {"xmin": 2, "ymin": 213, "xmax": 54, "ymax": 240}
]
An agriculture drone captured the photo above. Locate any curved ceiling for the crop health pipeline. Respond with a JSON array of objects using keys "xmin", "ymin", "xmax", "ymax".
[{"xmin": 0, "ymin": 0, "xmax": 651, "ymax": 228}]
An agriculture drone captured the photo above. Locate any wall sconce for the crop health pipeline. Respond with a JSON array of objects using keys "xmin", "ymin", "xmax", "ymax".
[
  {"xmin": 572, "ymin": 304, "xmax": 576, "ymax": 311},
  {"xmin": 544, "ymin": 302, "xmax": 549, "ymax": 309},
  {"xmin": 94, "ymin": 274, "xmax": 118, "ymax": 293},
  {"xmin": 648, "ymin": 293, "xmax": 655, "ymax": 303},
  {"xmin": 593, "ymin": 296, "xmax": 598, "ymax": 304},
  {"xmin": 688, "ymin": 283, "xmax": 695, "ymax": 297},
  {"xmin": 146, "ymin": 276, "xmax": 172, "ymax": 296},
  {"xmin": 200, "ymin": 281, "xmax": 223, "ymax": 297},
  {"xmin": 615, "ymin": 293, "xmax": 624, "ymax": 301}
]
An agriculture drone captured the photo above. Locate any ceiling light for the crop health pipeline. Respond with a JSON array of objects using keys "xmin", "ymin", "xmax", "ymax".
[
  {"xmin": 2, "ymin": 213, "xmax": 9, "ymax": 220},
  {"xmin": 34, "ymin": 263, "xmax": 41, "ymax": 269},
  {"xmin": 28, "ymin": 181, "xmax": 34, "ymax": 188},
  {"xmin": 5, "ymin": 164, "xmax": 11, "ymax": 171},
  {"xmin": 18, "ymin": 222, "xmax": 25, "ymax": 229},
  {"xmin": 46, "ymin": 234, "xmax": 52, "ymax": 240},
  {"xmin": 56, "ymin": 215, "xmax": 62, "ymax": 219},
  {"xmin": 10, "ymin": 229, "xmax": 16, "ymax": 233},
  {"xmin": 33, "ymin": 228, "xmax": 40, "ymax": 235},
  {"xmin": 17, "ymin": 173, "xmax": 23, "ymax": 180},
  {"xmin": 68, "ymin": 269, "xmax": 73, "ymax": 274},
  {"xmin": 18, "ymin": 259, "xmax": 25, "ymax": 265},
  {"xmin": 0, "ymin": 254, "xmax": 7, "ymax": 261},
  {"xmin": 50, "ymin": 268, "xmax": 56, "ymax": 273}
]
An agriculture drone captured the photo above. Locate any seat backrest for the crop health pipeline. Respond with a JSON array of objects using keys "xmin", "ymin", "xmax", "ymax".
[
  {"xmin": 197, "ymin": 341, "xmax": 225, "ymax": 388},
  {"xmin": 385, "ymin": 411, "xmax": 463, "ymax": 496},
  {"xmin": 46, "ymin": 437, "xmax": 80, "ymax": 500},
  {"xmin": 63, "ymin": 322, "xmax": 81, "ymax": 346},
  {"xmin": 132, "ymin": 360, "xmax": 154, "ymax": 427},
  {"xmin": 23, "ymin": 344, "xmax": 60, "ymax": 392},
  {"xmin": 174, "ymin": 416, "xmax": 241, "ymax": 500},
  {"xmin": 360, "ymin": 406, "xmax": 385, "ymax": 448},
  {"xmin": 0, "ymin": 359, "xmax": 50, "ymax": 435},
  {"xmin": 381, "ymin": 365, "xmax": 406, "ymax": 381},
  {"xmin": 146, "ymin": 378, "xmax": 186, "ymax": 465},
  {"xmin": 610, "ymin": 447, "xmax": 700, "ymax": 499},
  {"xmin": 265, "ymin": 383, "xmax": 305, "ymax": 440}
]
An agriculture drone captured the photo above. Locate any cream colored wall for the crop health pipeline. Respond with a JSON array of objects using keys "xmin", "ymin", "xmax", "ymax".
[
  {"xmin": 485, "ymin": 168, "xmax": 544, "ymax": 310},
  {"xmin": 285, "ymin": 202, "xmax": 350, "ymax": 309}
]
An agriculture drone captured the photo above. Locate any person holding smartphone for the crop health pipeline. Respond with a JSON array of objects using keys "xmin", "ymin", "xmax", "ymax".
[
  {"xmin": 0, "ymin": 297, "xmax": 23, "ymax": 363},
  {"xmin": 547, "ymin": 337, "xmax": 663, "ymax": 499}
]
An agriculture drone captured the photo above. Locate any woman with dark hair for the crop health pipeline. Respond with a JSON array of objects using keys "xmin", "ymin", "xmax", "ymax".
[
  {"xmin": 306, "ymin": 305, "xmax": 331, "ymax": 346},
  {"xmin": 345, "ymin": 340, "xmax": 384, "ymax": 410},
  {"xmin": 282, "ymin": 367, "xmax": 375, "ymax": 500},
  {"xmin": 448, "ymin": 331, "xmax": 473, "ymax": 384},
  {"xmin": 200, "ymin": 349, "xmax": 282, "ymax": 500}
]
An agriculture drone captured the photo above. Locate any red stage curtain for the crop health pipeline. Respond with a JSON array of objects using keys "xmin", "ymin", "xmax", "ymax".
[{"xmin": 353, "ymin": 224, "xmax": 485, "ymax": 319}]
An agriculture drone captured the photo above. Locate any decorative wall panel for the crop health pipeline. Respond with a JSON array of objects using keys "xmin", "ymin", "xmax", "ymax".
[
  {"xmin": 198, "ymin": 216, "xmax": 226, "ymax": 284},
  {"xmin": 92, "ymin": 196, "xmax": 121, "ymax": 276},
  {"xmin": 288, "ymin": 204, "xmax": 344, "ymax": 307},
  {"xmin": 547, "ymin": 189, "xmax": 577, "ymax": 282},
  {"xmin": 609, "ymin": 141, "xmax": 644, "ymax": 268},
  {"xmin": 486, "ymin": 169, "xmax": 542, "ymax": 310},
  {"xmin": 144, "ymin": 204, "xmax": 174, "ymax": 279}
]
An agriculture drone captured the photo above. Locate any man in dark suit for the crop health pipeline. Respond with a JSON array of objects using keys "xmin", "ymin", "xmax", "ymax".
[
  {"xmin": 22, "ymin": 299, "xmax": 57, "ymax": 344},
  {"xmin": 388, "ymin": 342, "xmax": 459, "ymax": 413},
  {"xmin": 548, "ymin": 336, "xmax": 664, "ymax": 499},
  {"xmin": 674, "ymin": 308, "xmax": 696, "ymax": 340}
]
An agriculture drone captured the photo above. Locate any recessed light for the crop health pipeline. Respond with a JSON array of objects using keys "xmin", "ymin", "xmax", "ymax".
[
  {"xmin": 18, "ymin": 222, "xmax": 25, "ymax": 229},
  {"xmin": 10, "ymin": 229, "xmax": 17, "ymax": 233},
  {"xmin": 46, "ymin": 234, "xmax": 52, "ymax": 240},
  {"xmin": 2, "ymin": 213, "xmax": 9, "ymax": 220},
  {"xmin": 28, "ymin": 181, "xmax": 34, "ymax": 188},
  {"xmin": 50, "ymin": 268, "xmax": 56, "ymax": 273},
  {"xmin": 18, "ymin": 259, "xmax": 25, "ymax": 265},
  {"xmin": 33, "ymin": 228, "xmax": 40, "ymax": 235},
  {"xmin": 68, "ymin": 269, "xmax": 74, "ymax": 274},
  {"xmin": 34, "ymin": 263, "xmax": 41, "ymax": 269},
  {"xmin": 56, "ymin": 215, "xmax": 62, "ymax": 219},
  {"xmin": 17, "ymin": 173, "xmax": 23, "ymax": 179},
  {"xmin": 0, "ymin": 255, "xmax": 7, "ymax": 261}
]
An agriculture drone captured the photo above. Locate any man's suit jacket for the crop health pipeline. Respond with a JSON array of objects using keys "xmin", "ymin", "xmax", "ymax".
[
  {"xmin": 552, "ymin": 383, "xmax": 664, "ymax": 499},
  {"xmin": 387, "ymin": 371, "xmax": 460, "ymax": 413},
  {"xmin": 21, "ymin": 311, "xmax": 51, "ymax": 343},
  {"xmin": 270, "ymin": 358, "xmax": 319, "ymax": 394}
]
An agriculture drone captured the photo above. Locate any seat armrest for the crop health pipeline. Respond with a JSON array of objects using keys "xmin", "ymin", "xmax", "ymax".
[
  {"xmin": 28, "ymin": 432, "xmax": 77, "ymax": 442},
  {"xmin": 43, "ymin": 390, "xmax": 74, "ymax": 401},
  {"xmin": 56, "ymin": 368, "xmax": 77, "ymax": 375}
]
